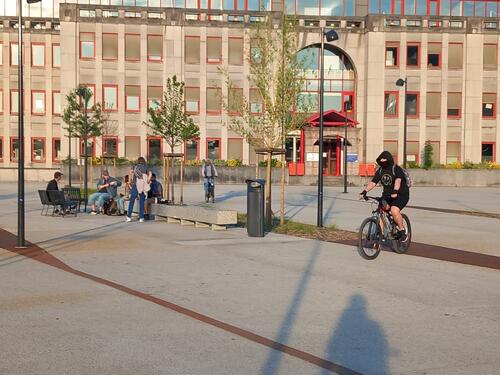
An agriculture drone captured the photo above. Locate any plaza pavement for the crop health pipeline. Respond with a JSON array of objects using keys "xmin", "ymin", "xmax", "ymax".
[{"xmin": 1, "ymin": 182, "xmax": 500, "ymax": 374}]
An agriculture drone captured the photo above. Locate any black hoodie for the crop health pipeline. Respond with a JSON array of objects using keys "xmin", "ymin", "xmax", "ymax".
[{"xmin": 372, "ymin": 151, "xmax": 409, "ymax": 197}]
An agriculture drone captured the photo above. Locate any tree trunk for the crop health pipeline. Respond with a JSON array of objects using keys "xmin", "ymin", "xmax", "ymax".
[
  {"xmin": 170, "ymin": 145, "xmax": 175, "ymax": 204},
  {"xmin": 280, "ymin": 153, "xmax": 286, "ymax": 226},
  {"xmin": 180, "ymin": 158, "xmax": 185, "ymax": 205},
  {"xmin": 265, "ymin": 152, "xmax": 273, "ymax": 226},
  {"xmin": 163, "ymin": 157, "xmax": 167, "ymax": 199},
  {"xmin": 165, "ymin": 157, "xmax": 170, "ymax": 202}
]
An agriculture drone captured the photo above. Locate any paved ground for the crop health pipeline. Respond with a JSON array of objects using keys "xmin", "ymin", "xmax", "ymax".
[{"xmin": 1, "ymin": 182, "xmax": 500, "ymax": 374}]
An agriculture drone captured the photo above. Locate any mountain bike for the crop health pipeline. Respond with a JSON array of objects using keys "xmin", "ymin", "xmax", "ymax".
[
  {"xmin": 205, "ymin": 177, "xmax": 215, "ymax": 203},
  {"xmin": 358, "ymin": 196, "xmax": 412, "ymax": 260}
]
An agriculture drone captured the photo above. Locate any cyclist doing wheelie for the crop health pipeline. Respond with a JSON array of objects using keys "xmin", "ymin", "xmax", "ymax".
[{"xmin": 359, "ymin": 151, "xmax": 410, "ymax": 241}]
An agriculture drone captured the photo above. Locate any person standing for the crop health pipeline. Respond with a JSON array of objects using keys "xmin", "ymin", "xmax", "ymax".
[
  {"xmin": 126, "ymin": 157, "xmax": 152, "ymax": 223},
  {"xmin": 201, "ymin": 159, "xmax": 218, "ymax": 203}
]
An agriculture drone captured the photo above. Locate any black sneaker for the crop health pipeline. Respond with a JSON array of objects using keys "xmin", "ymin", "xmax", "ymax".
[{"xmin": 396, "ymin": 229, "xmax": 407, "ymax": 242}]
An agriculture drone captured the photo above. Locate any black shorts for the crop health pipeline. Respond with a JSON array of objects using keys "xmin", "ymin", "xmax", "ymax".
[{"xmin": 386, "ymin": 194, "xmax": 409, "ymax": 210}]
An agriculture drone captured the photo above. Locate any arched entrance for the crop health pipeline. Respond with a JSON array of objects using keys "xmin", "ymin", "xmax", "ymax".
[{"xmin": 287, "ymin": 45, "xmax": 358, "ymax": 177}]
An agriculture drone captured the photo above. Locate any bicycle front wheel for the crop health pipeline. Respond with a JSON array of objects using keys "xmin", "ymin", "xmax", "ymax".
[
  {"xmin": 358, "ymin": 217, "xmax": 382, "ymax": 260},
  {"xmin": 392, "ymin": 214, "xmax": 412, "ymax": 254}
]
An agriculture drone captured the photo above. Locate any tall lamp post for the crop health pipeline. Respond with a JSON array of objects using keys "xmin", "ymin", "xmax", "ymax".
[
  {"xmin": 17, "ymin": 0, "xmax": 42, "ymax": 248},
  {"xmin": 317, "ymin": 28, "xmax": 339, "ymax": 227},
  {"xmin": 396, "ymin": 78, "xmax": 408, "ymax": 169},
  {"xmin": 76, "ymin": 87, "xmax": 90, "ymax": 211},
  {"xmin": 343, "ymin": 101, "xmax": 350, "ymax": 194}
]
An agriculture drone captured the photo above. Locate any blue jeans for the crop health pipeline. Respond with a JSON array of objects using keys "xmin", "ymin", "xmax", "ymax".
[
  {"xmin": 127, "ymin": 185, "xmax": 145, "ymax": 219},
  {"xmin": 88, "ymin": 192, "xmax": 111, "ymax": 211},
  {"xmin": 204, "ymin": 177, "xmax": 214, "ymax": 193},
  {"xmin": 117, "ymin": 197, "xmax": 128, "ymax": 214}
]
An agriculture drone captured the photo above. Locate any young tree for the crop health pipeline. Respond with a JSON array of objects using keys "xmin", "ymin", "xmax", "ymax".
[
  {"xmin": 423, "ymin": 140, "xmax": 434, "ymax": 169},
  {"xmin": 223, "ymin": 16, "xmax": 311, "ymax": 225},
  {"xmin": 63, "ymin": 86, "xmax": 106, "ymax": 205},
  {"xmin": 144, "ymin": 76, "xmax": 199, "ymax": 203}
]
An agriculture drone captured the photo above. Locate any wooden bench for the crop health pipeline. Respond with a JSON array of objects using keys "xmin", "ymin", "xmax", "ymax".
[{"xmin": 150, "ymin": 204, "xmax": 237, "ymax": 231}]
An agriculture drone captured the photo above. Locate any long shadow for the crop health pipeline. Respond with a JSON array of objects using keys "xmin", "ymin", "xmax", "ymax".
[
  {"xmin": 284, "ymin": 193, "xmax": 317, "ymax": 220},
  {"xmin": 260, "ymin": 241, "xmax": 322, "ymax": 375},
  {"xmin": 212, "ymin": 189, "xmax": 247, "ymax": 203},
  {"xmin": 321, "ymin": 294, "xmax": 390, "ymax": 375}
]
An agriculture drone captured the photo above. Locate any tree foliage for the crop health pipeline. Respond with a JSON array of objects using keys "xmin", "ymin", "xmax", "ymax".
[
  {"xmin": 62, "ymin": 86, "xmax": 105, "ymax": 141},
  {"xmin": 144, "ymin": 76, "xmax": 200, "ymax": 153},
  {"xmin": 423, "ymin": 140, "xmax": 434, "ymax": 169}
]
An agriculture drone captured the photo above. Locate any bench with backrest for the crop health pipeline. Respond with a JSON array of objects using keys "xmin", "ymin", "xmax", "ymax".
[
  {"xmin": 47, "ymin": 190, "xmax": 78, "ymax": 217},
  {"xmin": 150, "ymin": 204, "xmax": 237, "ymax": 230},
  {"xmin": 38, "ymin": 190, "xmax": 57, "ymax": 216},
  {"xmin": 62, "ymin": 187, "xmax": 87, "ymax": 212}
]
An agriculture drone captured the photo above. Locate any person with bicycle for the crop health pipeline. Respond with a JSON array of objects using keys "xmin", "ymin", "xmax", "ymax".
[
  {"xmin": 201, "ymin": 159, "xmax": 218, "ymax": 203},
  {"xmin": 360, "ymin": 151, "xmax": 409, "ymax": 241}
]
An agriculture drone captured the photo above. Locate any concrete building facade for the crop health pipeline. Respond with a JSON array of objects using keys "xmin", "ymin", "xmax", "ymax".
[{"xmin": 0, "ymin": 1, "xmax": 499, "ymax": 177}]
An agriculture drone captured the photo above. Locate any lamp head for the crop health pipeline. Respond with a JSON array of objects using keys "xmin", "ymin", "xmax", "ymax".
[
  {"xmin": 26, "ymin": 0, "xmax": 43, "ymax": 3},
  {"xmin": 396, "ymin": 78, "xmax": 406, "ymax": 87},
  {"xmin": 324, "ymin": 29, "xmax": 339, "ymax": 42}
]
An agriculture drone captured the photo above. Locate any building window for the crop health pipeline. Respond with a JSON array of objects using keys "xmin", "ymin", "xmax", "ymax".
[
  {"xmin": 427, "ymin": 42, "xmax": 441, "ymax": 68},
  {"xmin": 185, "ymin": 139, "xmax": 199, "ymax": 160},
  {"xmin": 448, "ymin": 43, "xmax": 463, "ymax": 69},
  {"xmin": 147, "ymin": 35, "xmax": 163, "ymax": 62},
  {"xmin": 102, "ymin": 33, "xmax": 118, "ymax": 61},
  {"xmin": 53, "ymin": 138, "xmax": 61, "ymax": 163},
  {"xmin": 385, "ymin": 43, "xmax": 399, "ymax": 67},
  {"xmin": 10, "ymin": 43, "xmax": 20, "ymax": 66},
  {"xmin": 10, "ymin": 90, "xmax": 19, "ymax": 114},
  {"xmin": 446, "ymin": 142, "xmax": 460, "ymax": 163},
  {"xmin": 406, "ymin": 43, "xmax": 419, "ymax": 67},
  {"xmin": 250, "ymin": 88, "xmax": 263, "ymax": 114},
  {"xmin": 185, "ymin": 36, "xmax": 200, "ymax": 64},
  {"xmin": 228, "ymin": 87, "xmax": 243, "ymax": 115},
  {"xmin": 53, "ymin": 92, "xmax": 61, "ymax": 115},
  {"xmin": 80, "ymin": 33, "xmax": 95, "ymax": 60},
  {"xmin": 383, "ymin": 140, "xmax": 398, "ymax": 163},
  {"xmin": 407, "ymin": 141, "xmax": 420, "ymax": 163},
  {"xmin": 384, "ymin": 92, "xmax": 398, "ymax": 117},
  {"xmin": 0, "ymin": 42, "xmax": 3, "ymax": 66},
  {"xmin": 0, "ymin": 90, "xmax": 3, "ymax": 114},
  {"xmin": 125, "ymin": 34, "xmax": 140, "ymax": 61},
  {"xmin": 80, "ymin": 138, "xmax": 95, "ymax": 158},
  {"xmin": 447, "ymin": 92, "xmax": 461, "ymax": 118},
  {"xmin": 207, "ymin": 37, "xmax": 222, "ymax": 63},
  {"xmin": 52, "ymin": 44, "xmax": 60, "ymax": 68},
  {"xmin": 32, "ymin": 91, "xmax": 46, "ymax": 115},
  {"xmin": 32, "ymin": 138, "xmax": 45, "ymax": 162},
  {"xmin": 429, "ymin": 141, "xmax": 440, "ymax": 164},
  {"xmin": 147, "ymin": 138, "xmax": 162, "ymax": 161},
  {"xmin": 125, "ymin": 136, "xmax": 141, "ymax": 160},
  {"xmin": 228, "ymin": 37, "xmax": 244, "ymax": 65},
  {"xmin": 206, "ymin": 87, "xmax": 222, "ymax": 114},
  {"xmin": 228, "ymin": 138, "xmax": 243, "ymax": 160},
  {"xmin": 426, "ymin": 92, "xmax": 441, "ymax": 118},
  {"xmin": 406, "ymin": 92, "xmax": 419, "ymax": 117},
  {"xmin": 250, "ymin": 39, "xmax": 263, "ymax": 64},
  {"xmin": 483, "ymin": 44, "xmax": 497, "ymax": 70},
  {"xmin": 103, "ymin": 137, "xmax": 118, "ymax": 157},
  {"xmin": 11, "ymin": 137, "xmax": 20, "ymax": 162},
  {"xmin": 185, "ymin": 87, "xmax": 200, "ymax": 114},
  {"xmin": 148, "ymin": 86, "xmax": 163, "ymax": 110},
  {"xmin": 482, "ymin": 93, "xmax": 496, "ymax": 118},
  {"xmin": 103, "ymin": 85, "xmax": 118, "ymax": 111},
  {"xmin": 207, "ymin": 139, "xmax": 221, "ymax": 160},
  {"xmin": 0, "ymin": 137, "xmax": 3, "ymax": 161},
  {"xmin": 31, "ymin": 43, "xmax": 45, "ymax": 67},
  {"xmin": 125, "ymin": 85, "xmax": 140, "ymax": 112},
  {"xmin": 482, "ymin": 142, "xmax": 495, "ymax": 162}
]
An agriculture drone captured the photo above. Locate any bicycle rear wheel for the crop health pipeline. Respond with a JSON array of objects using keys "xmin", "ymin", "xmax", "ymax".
[
  {"xmin": 358, "ymin": 217, "xmax": 382, "ymax": 260},
  {"xmin": 392, "ymin": 214, "xmax": 412, "ymax": 254}
]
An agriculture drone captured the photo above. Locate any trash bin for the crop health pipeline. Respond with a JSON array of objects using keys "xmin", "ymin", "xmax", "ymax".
[{"xmin": 246, "ymin": 179, "xmax": 265, "ymax": 237}]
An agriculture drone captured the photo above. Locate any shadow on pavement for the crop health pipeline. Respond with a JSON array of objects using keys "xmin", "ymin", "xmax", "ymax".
[{"xmin": 321, "ymin": 294, "xmax": 390, "ymax": 375}]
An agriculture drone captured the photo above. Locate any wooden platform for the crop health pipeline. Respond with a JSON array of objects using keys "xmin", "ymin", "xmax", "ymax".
[{"xmin": 150, "ymin": 204, "xmax": 237, "ymax": 231}]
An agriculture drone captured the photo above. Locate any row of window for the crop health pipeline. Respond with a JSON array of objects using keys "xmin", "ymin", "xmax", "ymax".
[
  {"xmin": 0, "ymin": 137, "xmax": 230, "ymax": 164},
  {"xmin": 384, "ymin": 91, "xmax": 497, "ymax": 119},
  {"xmin": 0, "ymin": 91, "xmax": 61, "ymax": 116},
  {"xmin": 385, "ymin": 42, "xmax": 498, "ymax": 70},
  {"xmin": 383, "ymin": 140, "xmax": 496, "ymax": 164},
  {"xmin": 80, "ymin": 33, "xmax": 248, "ymax": 65},
  {"xmin": 0, "ymin": 43, "xmax": 61, "ymax": 68},
  {"xmin": 3, "ymin": 0, "xmax": 500, "ymax": 18}
]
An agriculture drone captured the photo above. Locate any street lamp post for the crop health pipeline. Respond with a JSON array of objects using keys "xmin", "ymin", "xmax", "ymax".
[
  {"xmin": 317, "ymin": 28, "xmax": 339, "ymax": 227},
  {"xmin": 343, "ymin": 101, "xmax": 349, "ymax": 194},
  {"xmin": 396, "ymin": 78, "xmax": 408, "ymax": 169},
  {"xmin": 17, "ymin": 0, "xmax": 42, "ymax": 248}
]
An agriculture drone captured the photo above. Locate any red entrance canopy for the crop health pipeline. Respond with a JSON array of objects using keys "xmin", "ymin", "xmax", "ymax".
[{"xmin": 306, "ymin": 109, "xmax": 359, "ymax": 127}]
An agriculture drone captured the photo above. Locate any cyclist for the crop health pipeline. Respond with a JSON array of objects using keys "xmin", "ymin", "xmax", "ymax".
[
  {"xmin": 201, "ymin": 159, "xmax": 218, "ymax": 203},
  {"xmin": 360, "ymin": 151, "xmax": 409, "ymax": 241}
]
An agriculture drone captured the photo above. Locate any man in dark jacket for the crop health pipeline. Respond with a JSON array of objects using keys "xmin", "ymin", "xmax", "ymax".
[
  {"xmin": 46, "ymin": 171, "xmax": 63, "ymax": 192},
  {"xmin": 360, "ymin": 151, "xmax": 410, "ymax": 240}
]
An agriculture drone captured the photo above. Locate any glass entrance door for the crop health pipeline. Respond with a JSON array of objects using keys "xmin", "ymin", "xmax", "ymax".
[{"xmin": 323, "ymin": 142, "xmax": 337, "ymax": 176}]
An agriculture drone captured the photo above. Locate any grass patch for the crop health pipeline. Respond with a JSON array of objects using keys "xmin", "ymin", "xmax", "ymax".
[{"xmin": 237, "ymin": 213, "xmax": 357, "ymax": 242}]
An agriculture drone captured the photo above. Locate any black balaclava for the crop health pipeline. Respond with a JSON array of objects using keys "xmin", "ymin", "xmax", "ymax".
[{"xmin": 376, "ymin": 151, "xmax": 395, "ymax": 169}]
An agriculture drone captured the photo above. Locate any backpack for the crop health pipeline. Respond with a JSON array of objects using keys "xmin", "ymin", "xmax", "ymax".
[{"xmin": 393, "ymin": 166, "xmax": 413, "ymax": 188}]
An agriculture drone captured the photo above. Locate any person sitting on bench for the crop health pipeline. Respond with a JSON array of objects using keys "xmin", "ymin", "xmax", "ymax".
[{"xmin": 88, "ymin": 170, "xmax": 121, "ymax": 214}]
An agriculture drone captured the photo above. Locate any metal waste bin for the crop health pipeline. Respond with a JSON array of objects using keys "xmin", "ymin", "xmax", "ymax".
[{"xmin": 246, "ymin": 179, "xmax": 265, "ymax": 237}]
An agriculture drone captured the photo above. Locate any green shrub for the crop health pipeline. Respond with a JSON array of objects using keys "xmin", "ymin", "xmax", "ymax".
[
  {"xmin": 423, "ymin": 141, "xmax": 433, "ymax": 170},
  {"xmin": 407, "ymin": 161, "xmax": 419, "ymax": 169}
]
